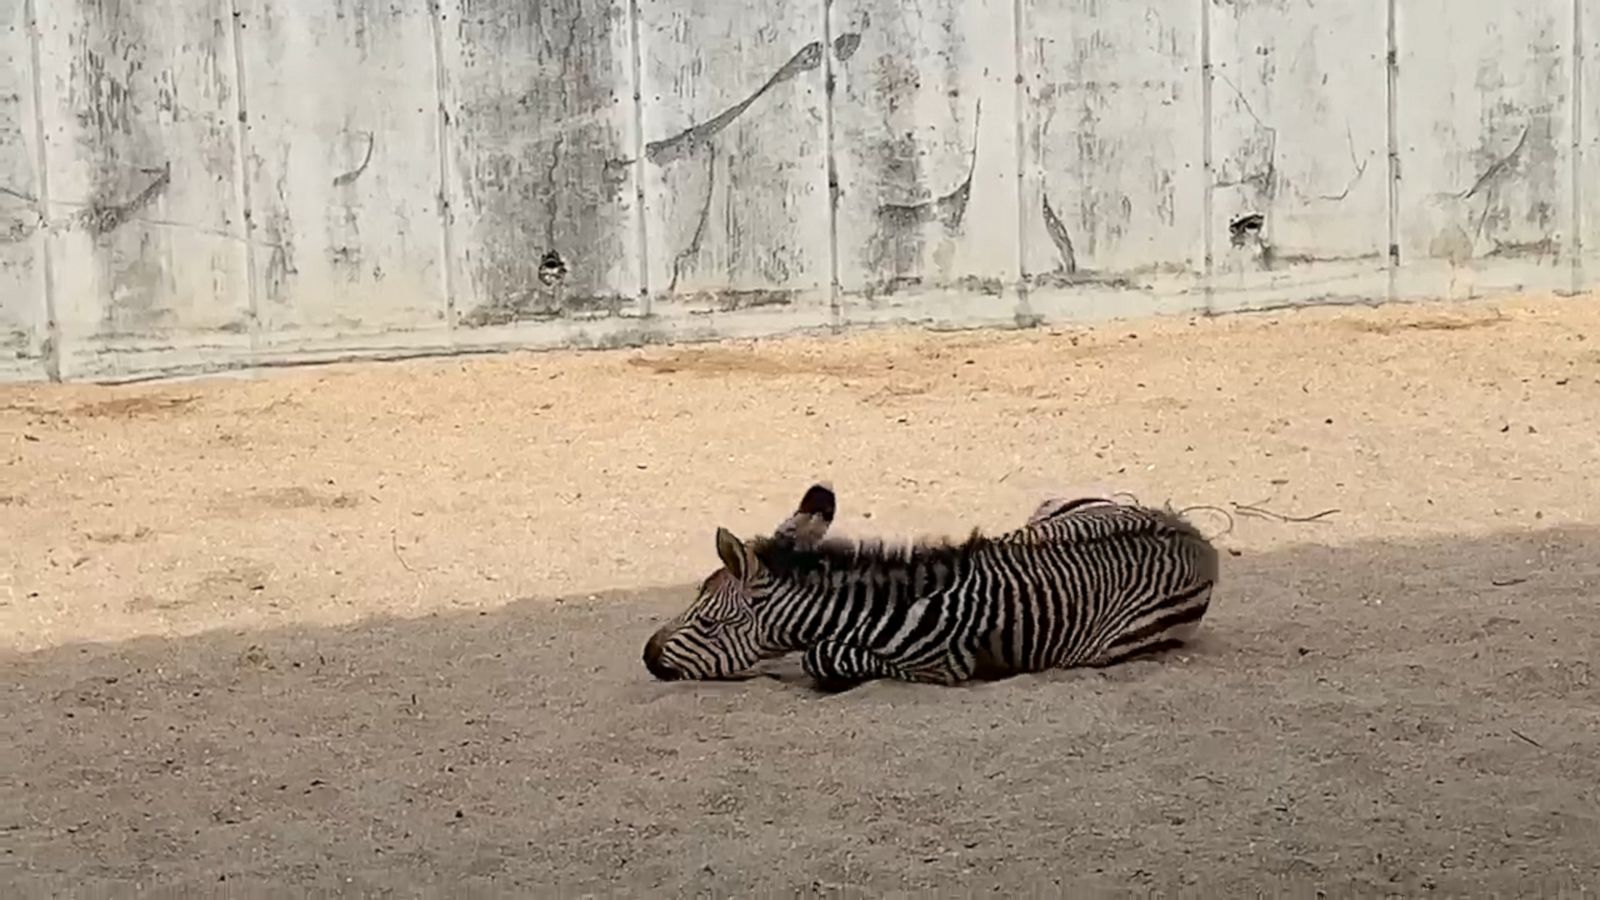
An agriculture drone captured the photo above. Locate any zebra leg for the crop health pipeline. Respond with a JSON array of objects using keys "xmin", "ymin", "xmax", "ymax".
[{"xmin": 801, "ymin": 641, "xmax": 904, "ymax": 692}]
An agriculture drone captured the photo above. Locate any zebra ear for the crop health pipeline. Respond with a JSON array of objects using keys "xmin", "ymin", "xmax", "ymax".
[
  {"xmin": 797, "ymin": 482, "xmax": 836, "ymax": 520},
  {"xmin": 776, "ymin": 482, "xmax": 836, "ymax": 547},
  {"xmin": 715, "ymin": 527, "xmax": 751, "ymax": 579}
]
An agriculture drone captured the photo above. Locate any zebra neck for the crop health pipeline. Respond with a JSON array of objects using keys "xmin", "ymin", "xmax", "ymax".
[
  {"xmin": 755, "ymin": 579, "xmax": 842, "ymax": 650},
  {"xmin": 756, "ymin": 564, "xmax": 958, "ymax": 649}
]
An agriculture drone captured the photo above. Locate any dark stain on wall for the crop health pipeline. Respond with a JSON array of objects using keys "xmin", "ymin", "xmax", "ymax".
[
  {"xmin": 1457, "ymin": 114, "xmax": 1561, "ymax": 259},
  {"xmin": 637, "ymin": 31, "xmax": 835, "ymax": 304},
  {"xmin": 864, "ymin": 101, "xmax": 981, "ymax": 289},
  {"xmin": 1213, "ymin": 75, "xmax": 1279, "ymax": 205},
  {"xmin": 1211, "ymin": 66, "xmax": 1281, "ymax": 272},
  {"xmin": 64, "ymin": 0, "xmax": 246, "ymax": 339},
  {"xmin": 0, "ymin": 186, "xmax": 41, "ymax": 245},
  {"xmin": 78, "ymin": 161, "xmax": 170, "ymax": 236},
  {"xmin": 239, "ymin": 0, "xmax": 450, "ymax": 324},
  {"xmin": 1039, "ymin": 193, "xmax": 1077, "ymax": 275},
  {"xmin": 832, "ymin": 32, "xmax": 862, "ymax": 63},
  {"xmin": 259, "ymin": 158, "xmax": 300, "ymax": 307},
  {"xmin": 1, "ymin": 28, "xmax": 43, "ymax": 366},
  {"xmin": 452, "ymin": 0, "xmax": 637, "ymax": 326},
  {"xmin": 830, "ymin": 1, "xmax": 990, "ymax": 296}
]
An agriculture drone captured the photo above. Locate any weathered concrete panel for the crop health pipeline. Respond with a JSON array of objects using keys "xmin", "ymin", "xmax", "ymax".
[
  {"xmin": 442, "ymin": 0, "xmax": 641, "ymax": 329},
  {"xmin": 830, "ymin": 0, "xmax": 1022, "ymax": 325},
  {"xmin": 237, "ymin": 0, "xmax": 449, "ymax": 352},
  {"xmin": 1395, "ymin": 1, "xmax": 1573, "ymax": 299},
  {"xmin": 1020, "ymin": 0, "xmax": 1205, "ymax": 319},
  {"xmin": 3, "ymin": 0, "xmax": 1593, "ymax": 384},
  {"xmin": 1, "ymin": 0, "xmax": 48, "ymax": 380},
  {"xmin": 638, "ymin": 0, "xmax": 831, "ymax": 317},
  {"xmin": 1207, "ymin": 0, "xmax": 1390, "ymax": 311},
  {"xmin": 1582, "ymin": 0, "xmax": 1598, "ymax": 292},
  {"xmin": 36, "ymin": 0, "xmax": 252, "ymax": 379}
]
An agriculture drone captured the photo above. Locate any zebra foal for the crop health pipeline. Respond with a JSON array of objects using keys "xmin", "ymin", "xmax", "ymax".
[{"xmin": 641, "ymin": 483, "xmax": 1220, "ymax": 691}]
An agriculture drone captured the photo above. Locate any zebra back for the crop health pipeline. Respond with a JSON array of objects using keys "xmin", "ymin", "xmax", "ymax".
[
  {"xmin": 994, "ymin": 500, "xmax": 1221, "ymax": 667},
  {"xmin": 1007, "ymin": 497, "xmax": 1215, "ymax": 559}
]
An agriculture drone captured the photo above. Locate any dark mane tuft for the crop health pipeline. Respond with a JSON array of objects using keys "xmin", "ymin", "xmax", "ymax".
[{"xmin": 752, "ymin": 527, "xmax": 991, "ymax": 580}]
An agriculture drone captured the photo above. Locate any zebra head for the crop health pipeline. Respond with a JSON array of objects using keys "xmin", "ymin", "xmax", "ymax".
[{"xmin": 642, "ymin": 483, "xmax": 837, "ymax": 681}]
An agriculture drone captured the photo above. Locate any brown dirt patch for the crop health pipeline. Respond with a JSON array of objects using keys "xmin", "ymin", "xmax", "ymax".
[
  {"xmin": 1339, "ymin": 309, "xmax": 1511, "ymax": 334},
  {"xmin": 1, "ymin": 393, "xmax": 200, "ymax": 420},
  {"xmin": 3, "ymin": 292, "xmax": 1600, "ymax": 893}
]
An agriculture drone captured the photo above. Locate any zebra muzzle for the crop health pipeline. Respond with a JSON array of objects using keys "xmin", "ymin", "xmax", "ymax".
[{"xmin": 642, "ymin": 632, "xmax": 680, "ymax": 681}]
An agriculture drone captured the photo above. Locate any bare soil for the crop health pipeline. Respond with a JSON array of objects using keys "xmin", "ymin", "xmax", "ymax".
[{"xmin": 3, "ymin": 294, "xmax": 1599, "ymax": 895}]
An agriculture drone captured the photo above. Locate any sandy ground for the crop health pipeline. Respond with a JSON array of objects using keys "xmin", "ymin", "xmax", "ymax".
[{"xmin": 3, "ymin": 293, "xmax": 1600, "ymax": 894}]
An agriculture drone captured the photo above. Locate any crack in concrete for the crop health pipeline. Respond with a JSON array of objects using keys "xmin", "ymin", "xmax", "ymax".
[
  {"xmin": 1459, "ymin": 123, "xmax": 1531, "ymax": 201},
  {"xmin": 668, "ymin": 150, "xmax": 717, "ymax": 293},
  {"xmin": 1460, "ymin": 122, "xmax": 1535, "ymax": 248},
  {"xmin": 331, "ymin": 131, "xmax": 376, "ymax": 187},
  {"xmin": 1213, "ymin": 72, "xmax": 1277, "ymax": 199},
  {"xmin": 1313, "ymin": 124, "xmax": 1368, "ymax": 202},
  {"xmin": 543, "ymin": 131, "xmax": 565, "ymax": 247}
]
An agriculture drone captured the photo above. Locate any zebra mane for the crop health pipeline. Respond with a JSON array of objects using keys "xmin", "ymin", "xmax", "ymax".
[{"xmin": 751, "ymin": 528, "xmax": 992, "ymax": 583}]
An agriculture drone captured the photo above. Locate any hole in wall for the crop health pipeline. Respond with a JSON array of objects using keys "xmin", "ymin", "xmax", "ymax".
[
  {"xmin": 539, "ymin": 250, "xmax": 569, "ymax": 286},
  {"xmin": 1228, "ymin": 213, "xmax": 1265, "ymax": 248}
]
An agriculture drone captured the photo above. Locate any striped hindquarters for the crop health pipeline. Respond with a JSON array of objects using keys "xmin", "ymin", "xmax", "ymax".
[
  {"xmin": 1088, "ymin": 569, "xmax": 1215, "ymax": 667},
  {"xmin": 976, "ymin": 502, "xmax": 1220, "ymax": 672}
]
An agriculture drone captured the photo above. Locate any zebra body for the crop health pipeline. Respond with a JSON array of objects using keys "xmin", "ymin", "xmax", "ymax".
[{"xmin": 642, "ymin": 483, "xmax": 1220, "ymax": 690}]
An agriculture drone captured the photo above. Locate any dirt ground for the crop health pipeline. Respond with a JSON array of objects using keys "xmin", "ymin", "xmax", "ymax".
[{"xmin": 3, "ymin": 293, "xmax": 1600, "ymax": 895}]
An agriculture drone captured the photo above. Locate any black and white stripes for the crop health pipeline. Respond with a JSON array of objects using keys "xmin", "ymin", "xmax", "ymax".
[{"xmin": 642, "ymin": 483, "xmax": 1220, "ymax": 690}]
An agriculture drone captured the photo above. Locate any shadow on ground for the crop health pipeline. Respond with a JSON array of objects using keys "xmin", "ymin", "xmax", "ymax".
[{"xmin": 4, "ymin": 528, "xmax": 1599, "ymax": 895}]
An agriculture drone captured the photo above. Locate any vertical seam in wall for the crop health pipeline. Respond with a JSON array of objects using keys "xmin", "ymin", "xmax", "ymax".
[
  {"xmin": 1385, "ymin": 0, "xmax": 1400, "ymax": 301},
  {"xmin": 226, "ymin": 0, "xmax": 261, "ymax": 360},
  {"xmin": 626, "ymin": 0, "xmax": 652, "ymax": 316},
  {"xmin": 1571, "ymin": 0, "xmax": 1585, "ymax": 295},
  {"xmin": 1010, "ymin": 0, "xmax": 1031, "ymax": 324},
  {"xmin": 1199, "ymin": 0, "xmax": 1214, "ymax": 314},
  {"xmin": 22, "ymin": 0, "xmax": 60, "ymax": 381},
  {"xmin": 821, "ymin": 0, "xmax": 841, "ymax": 330},
  {"xmin": 426, "ymin": 0, "xmax": 460, "ymax": 333}
]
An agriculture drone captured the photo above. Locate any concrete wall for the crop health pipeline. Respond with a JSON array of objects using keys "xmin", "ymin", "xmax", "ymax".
[{"xmin": 1, "ymin": 0, "xmax": 1595, "ymax": 382}]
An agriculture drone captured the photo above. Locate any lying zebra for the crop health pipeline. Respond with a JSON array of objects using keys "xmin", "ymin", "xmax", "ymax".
[{"xmin": 642, "ymin": 483, "xmax": 1220, "ymax": 691}]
